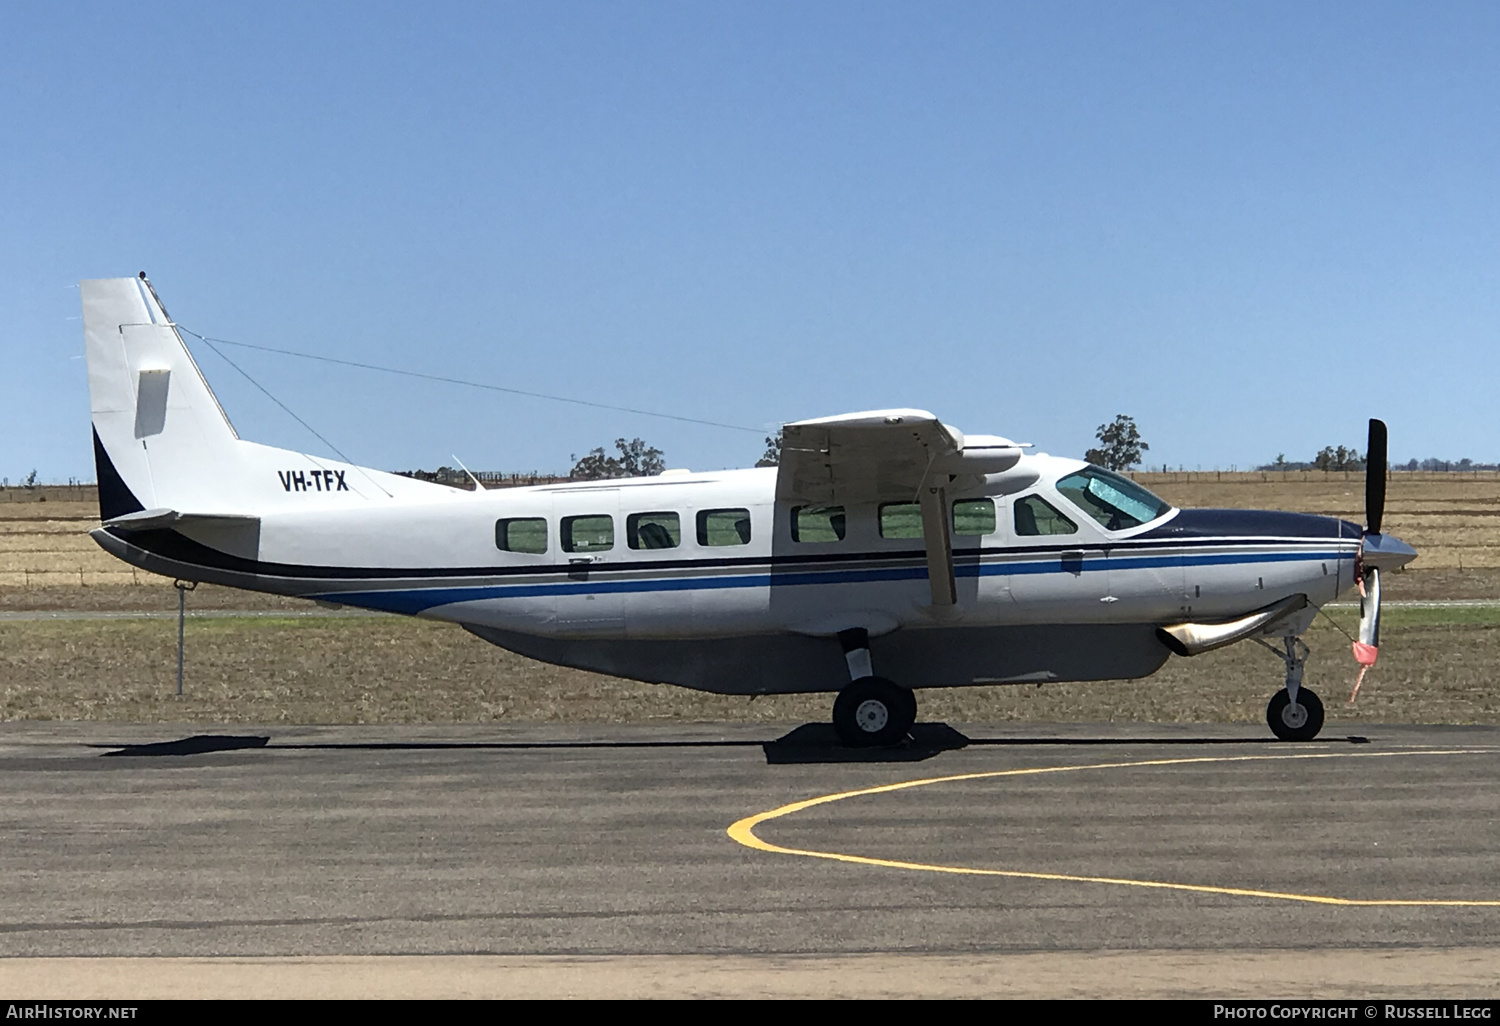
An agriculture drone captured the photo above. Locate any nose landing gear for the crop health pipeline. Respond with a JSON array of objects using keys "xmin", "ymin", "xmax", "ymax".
[
  {"xmin": 832, "ymin": 628, "xmax": 918, "ymax": 748},
  {"xmin": 1260, "ymin": 636, "xmax": 1325, "ymax": 741}
]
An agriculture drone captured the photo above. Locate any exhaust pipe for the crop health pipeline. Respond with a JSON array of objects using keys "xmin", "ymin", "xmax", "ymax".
[{"xmin": 1156, "ymin": 594, "xmax": 1309, "ymax": 657}]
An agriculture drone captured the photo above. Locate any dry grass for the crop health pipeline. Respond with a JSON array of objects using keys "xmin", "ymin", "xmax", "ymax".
[
  {"xmin": 0, "ymin": 584, "xmax": 308, "ymax": 613},
  {"xmin": 1137, "ymin": 470, "xmax": 1500, "ymax": 570},
  {"xmin": 3, "ymin": 475, "xmax": 1498, "ymax": 601},
  {"xmin": 0, "ymin": 479, "xmax": 1494, "ymax": 727},
  {"xmin": 0, "ymin": 500, "xmax": 134, "ymax": 587},
  {"xmin": 1, "ymin": 607, "xmax": 1495, "ymax": 726}
]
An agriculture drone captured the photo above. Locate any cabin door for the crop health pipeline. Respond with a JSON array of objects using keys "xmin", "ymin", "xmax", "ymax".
[
  {"xmin": 552, "ymin": 491, "xmax": 625, "ymax": 632},
  {"xmin": 1002, "ymin": 494, "xmax": 1110, "ymax": 614}
]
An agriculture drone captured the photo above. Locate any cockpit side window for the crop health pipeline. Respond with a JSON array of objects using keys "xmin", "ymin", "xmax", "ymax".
[
  {"xmin": 1057, "ymin": 467, "xmax": 1172, "ymax": 531},
  {"xmin": 1014, "ymin": 495, "xmax": 1077, "ymax": 536}
]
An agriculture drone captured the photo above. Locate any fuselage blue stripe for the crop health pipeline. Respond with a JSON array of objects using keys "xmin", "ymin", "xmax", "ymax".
[{"xmin": 321, "ymin": 548, "xmax": 1354, "ymax": 613}]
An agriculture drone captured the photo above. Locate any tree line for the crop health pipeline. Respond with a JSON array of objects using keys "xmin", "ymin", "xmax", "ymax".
[
  {"xmin": 404, "ymin": 415, "xmax": 1495, "ymax": 485},
  {"xmin": 1259, "ymin": 451, "xmax": 1499, "ymax": 472}
]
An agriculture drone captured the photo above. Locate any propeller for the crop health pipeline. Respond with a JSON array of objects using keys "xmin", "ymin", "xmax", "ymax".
[
  {"xmin": 1351, "ymin": 418, "xmax": 1387, "ymax": 700},
  {"xmin": 1365, "ymin": 419, "xmax": 1386, "ymax": 536}
]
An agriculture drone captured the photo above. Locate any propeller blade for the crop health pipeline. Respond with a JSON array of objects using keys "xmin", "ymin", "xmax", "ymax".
[
  {"xmin": 1354, "ymin": 566, "xmax": 1381, "ymax": 666},
  {"xmin": 1354, "ymin": 420, "xmax": 1389, "ymax": 704},
  {"xmin": 1366, "ymin": 418, "xmax": 1387, "ymax": 535},
  {"xmin": 1349, "ymin": 566, "xmax": 1381, "ymax": 704}
]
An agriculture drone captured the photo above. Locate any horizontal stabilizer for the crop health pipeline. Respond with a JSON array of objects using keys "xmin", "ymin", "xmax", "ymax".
[{"xmin": 103, "ymin": 508, "xmax": 261, "ymax": 532}]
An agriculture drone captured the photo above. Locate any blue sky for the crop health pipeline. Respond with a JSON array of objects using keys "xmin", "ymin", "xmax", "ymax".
[{"xmin": 4, "ymin": 1, "xmax": 1497, "ymax": 482}]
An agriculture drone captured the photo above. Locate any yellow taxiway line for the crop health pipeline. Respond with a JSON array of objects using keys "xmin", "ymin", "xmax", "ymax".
[{"xmin": 728, "ymin": 748, "xmax": 1500, "ymax": 907}]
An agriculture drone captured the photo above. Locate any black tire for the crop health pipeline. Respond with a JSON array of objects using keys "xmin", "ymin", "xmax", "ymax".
[
  {"xmin": 1266, "ymin": 687, "xmax": 1325, "ymax": 741},
  {"xmin": 833, "ymin": 676, "xmax": 917, "ymax": 748}
]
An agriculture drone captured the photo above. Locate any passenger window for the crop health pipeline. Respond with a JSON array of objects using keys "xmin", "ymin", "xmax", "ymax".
[
  {"xmin": 878, "ymin": 502, "xmax": 922, "ymax": 539},
  {"xmin": 627, "ymin": 511, "xmax": 681, "ymax": 550},
  {"xmin": 561, "ymin": 514, "xmax": 614, "ymax": 552},
  {"xmin": 792, "ymin": 505, "xmax": 846, "ymax": 543},
  {"xmin": 1014, "ymin": 495, "xmax": 1077, "ymax": 536},
  {"xmin": 496, "ymin": 517, "xmax": 548, "ymax": 554},
  {"xmin": 953, "ymin": 498, "xmax": 996, "ymax": 536},
  {"xmin": 697, "ymin": 508, "xmax": 751, "ymax": 546}
]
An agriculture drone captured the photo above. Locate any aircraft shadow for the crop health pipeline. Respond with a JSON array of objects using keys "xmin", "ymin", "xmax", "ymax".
[
  {"xmin": 761, "ymin": 725, "xmax": 1370, "ymax": 763},
  {"xmin": 964, "ymin": 735, "xmax": 1371, "ymax": 747},
  {"xmin": 763, "ymin": 723, "xmax": 972, "ymax": 763},
  {"xmin": 100, "ymin": 734, "xmax": 271, "ymax": 757},
  {"xmin": 93, "ymin": 735, "xmax": 764, "ymax": 757},
  {"xmin": 92, "ymin": 728, "xmax": 1369, "ymax": 760}
]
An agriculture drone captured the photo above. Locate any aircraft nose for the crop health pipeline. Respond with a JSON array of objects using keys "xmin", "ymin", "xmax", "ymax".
[{"xmin": 1361, "ymin": 532, "xmax": 1418, "ymax": 571}]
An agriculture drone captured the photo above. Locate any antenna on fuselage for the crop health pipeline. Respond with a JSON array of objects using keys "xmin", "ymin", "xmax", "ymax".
[{"xmin": 452, "ymin": 455, "xmax": 486, "ymax": 493}]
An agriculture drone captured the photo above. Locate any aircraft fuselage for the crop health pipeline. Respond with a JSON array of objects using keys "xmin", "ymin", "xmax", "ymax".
[{"xmin": 93, "ymin": 458, "xmax": 1361, "ymax": 695}]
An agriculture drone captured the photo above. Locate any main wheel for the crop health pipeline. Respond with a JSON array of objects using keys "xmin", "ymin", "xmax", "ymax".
[
  {"xmin": 1266, "ymin": 686, "xmax": 1325, "ymax": 741},
  {"xmin": 833, "ymin": 676, "xmax": 917, "ymax": 748}
]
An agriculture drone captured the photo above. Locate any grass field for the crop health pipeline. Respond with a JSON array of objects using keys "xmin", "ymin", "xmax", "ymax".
[
  {"xmin": 1138, "ymin": 470, "xmax": 1500, "ymax": 570},
  {"xmin": 0, "ymin": 477, "xmax": 1494, "ymax": 726},
  {"xmin": 1, "ymin": 606, "xmax": 1495, "ymax": 726},
  {"xmin": 4, "ymin": 471, "xmax": 1499, "ymax": 592}
]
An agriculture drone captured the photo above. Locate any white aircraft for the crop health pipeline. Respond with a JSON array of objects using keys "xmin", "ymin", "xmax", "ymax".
[{"xmin": 82, "ymin": 275, "xmax": 1417, "ymax": 745}]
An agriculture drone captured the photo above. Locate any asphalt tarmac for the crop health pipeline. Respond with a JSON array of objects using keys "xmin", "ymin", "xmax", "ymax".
[{"xmin": 1, "ymin": 721, "xmax": 1497, "ymax": 998}]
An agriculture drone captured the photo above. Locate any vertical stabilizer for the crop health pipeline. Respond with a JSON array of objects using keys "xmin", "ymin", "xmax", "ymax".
[
  {"xmin": 83, "ymin": 275, "xmax": 447, "ymax": 521},
  {"xmin": 82, "ymin": 276, "xmax": 241, "ymax": 516}
]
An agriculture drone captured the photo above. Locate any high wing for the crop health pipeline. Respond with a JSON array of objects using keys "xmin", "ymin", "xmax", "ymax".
[{"xmin": 776, "ymin": 409, "xmax": 1026, "ymax": 607}]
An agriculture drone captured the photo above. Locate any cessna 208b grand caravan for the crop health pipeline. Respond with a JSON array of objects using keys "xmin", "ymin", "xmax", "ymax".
[{"xmin": 83, "ymin": 275, "xmax": 1417, "ymax": 745}]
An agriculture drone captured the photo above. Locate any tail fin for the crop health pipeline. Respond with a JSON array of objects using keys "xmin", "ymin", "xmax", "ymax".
[
  {"xmin": 83, "ymin": 275, "xmax": 444, "ymax": 521},
  {"xmin": 82, "ymin": 276, "xmax": 243, "ymax": 519}
]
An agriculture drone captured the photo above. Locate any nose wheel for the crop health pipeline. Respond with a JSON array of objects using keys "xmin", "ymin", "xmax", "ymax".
[
  {"xmin": 1266, "ymin": 686, "xmax": 1325, "ymax": 741},
  {"xmin": 1259, "ymin": 635, "xmax": 1325, "ymax": 741},
  {"xmin": 833, "ymin": 676, "xmax": 918, "ymax": 748}
]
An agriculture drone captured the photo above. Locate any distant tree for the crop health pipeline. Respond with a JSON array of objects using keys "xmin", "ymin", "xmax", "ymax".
[
  {"xmin": 23, "ymin": 470, "xmax": 37, "ymax": 489},
  {"xmin": 756, "ymin": 430, "xmax": 782, "ymax": 468},
  {"xmin": 1084, "ymin": 415, "xmax": 1149, "ymax": 472},
  {"xmin": 1273, "ymin": 453, "xmax": 1288, "ymax": 468},
  {"xmin": 615, "ymin": 437, "xmax": 665, "ymax": 477},
  {"xmin": 569, "ymin": 448, "xmax": 615, "ymax": 480},
  {"xmin": 569, "ymin": 438, "xmax": 665, "ymax": 480},
  {"xmin": 1313, "ymin": 445, "xmax": 1364, "ymax": 471}
]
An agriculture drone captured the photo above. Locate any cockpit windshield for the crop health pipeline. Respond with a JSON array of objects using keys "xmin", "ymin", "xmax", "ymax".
[{"xmin": 1056, "ymin": 467, "xmax": 1172, "ymax": 531}]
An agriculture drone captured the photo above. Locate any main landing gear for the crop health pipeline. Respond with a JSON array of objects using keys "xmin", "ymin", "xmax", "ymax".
[
  {"xmin": 831, "ymin": 629, "xmax": 917, "ymax": 748},
  {"xmin": 1261, "ymin": 636, "xmax": 1325, "ymax": 742}
]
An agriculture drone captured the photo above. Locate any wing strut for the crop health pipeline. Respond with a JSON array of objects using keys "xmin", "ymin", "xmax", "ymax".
[{"xmin": 919, "ymin": 481, "xmax": 956, "ymax": 606}]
